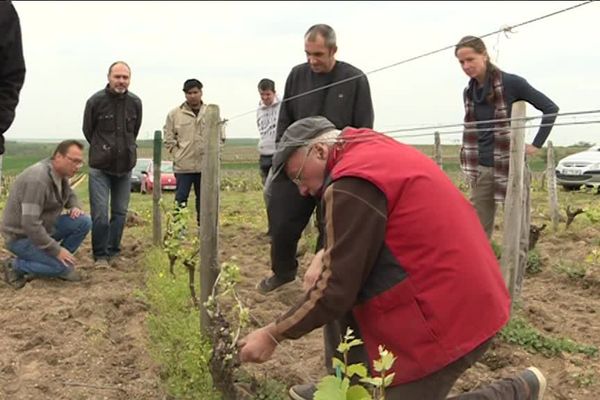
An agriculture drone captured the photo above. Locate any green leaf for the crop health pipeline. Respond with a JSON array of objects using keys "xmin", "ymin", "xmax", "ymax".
[
  {"xmin": 332, "ymin": 357, "xmax": 345, "ymax": 371},
  {"xmin": 383, "ymin": 373, "xmax": 395, "ymax": 387},
  {"xmin": 346, "ymin": 363, "xmax": 368, "ymax": 378},
  {"xmin": 360, "ymin": 377, "xmax": 383, "ymax": 387},
  {"xmin": 347, "ymin": 339, "xmax": 364, "ymax": 348},
  {"xmin": 346, "ymin": 384, "xmax": 372, "ymax": 400},
  {"xmin": 314, "ymin": 376, "xmax": 348, "ymax": 400},
  {"xmin": 380, "ymin": 351, "xmax": 396, "ymax": 371},
  {"xmin": 337, "ymin": 342, "xmax": 350, "ymax": 354},
  {"xmin": 373, "ymin": 359, "xmax": 383, "ymax": 373}
]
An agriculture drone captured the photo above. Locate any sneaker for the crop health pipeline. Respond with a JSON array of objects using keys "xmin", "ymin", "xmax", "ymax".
[
  {"xmin": 2, "ymin": 258, "xmax": 26, "ymax": 289},
  {"xmin": 94, "ymin": 258, "xmax": 110, "ymax": 269},
  {"xmin": 109, "ymin": 256, "xmax": 126, "ymax": 268},
  {"xmin": 60, "ymin": 269, "xmax": 82, "ymax": 282},
  {"xmin": 256, "ymin": 274, "xmax": 295, "ymax": 294},
  {"xmin": 520, "ymin": 367, "xmax": 547, "ymax": 400},
  {"xmin": 288, "ymin": 383, "xmax": 316, "ymax": 400}
]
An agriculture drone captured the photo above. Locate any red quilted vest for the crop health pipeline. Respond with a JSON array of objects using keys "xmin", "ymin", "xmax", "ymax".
[{"xmin": 328, "ymin": 128, "xmax": 510, "ymax": 384}]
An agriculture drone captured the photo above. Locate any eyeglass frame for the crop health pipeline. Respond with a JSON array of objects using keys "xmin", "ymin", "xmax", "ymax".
[
  {"xmin": 290, "ymin": 146, "xmax": 313, "ymax": 186},
  {"xmin": 65, "ymin": 154, "xmax": 85, "ymax": 167}
]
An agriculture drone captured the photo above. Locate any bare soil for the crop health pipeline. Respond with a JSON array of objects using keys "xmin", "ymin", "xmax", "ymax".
[
  {"xmin": 1, "ymin": 189, "xmax": 599, "ymax": 400},
  {"xmin": 0, "ymin": 232, "xmax": 164, "ymax": 400}
]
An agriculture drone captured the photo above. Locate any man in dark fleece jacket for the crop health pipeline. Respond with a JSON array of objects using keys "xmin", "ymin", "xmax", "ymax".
[
  {"xmin": 260, "ymin": 24, "xmax": 373, "ymax": 293},
  {"xmin": 258, "ymin": 23, "xmax": 374, "ymax": 400},
  {"xmin": 0, "ymin": 1, "xmax": 26, "ymax": 155},
  {"xmin": 83, "ymin": 61, "xmax": 142, "ymax": 268}
]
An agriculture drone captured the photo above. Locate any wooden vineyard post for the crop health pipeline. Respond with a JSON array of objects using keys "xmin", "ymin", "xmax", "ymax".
[
  {"xmin": 546, "ymin": 141, "xmax": 560, "ymax": 231},
  {"xmin": 200, "ymin": 105, "xmax": 221, "ymax": 334},
  {"xmin": 152, "ymin": 130, "xmax": 162, "ymax": 246},
  {"xmin": 434, "ymin": 131, "xmax": 443, "ymax": 169},
  {"xmin": 0, "ymin": 154, "xmax": 3, "ymax": 196},
  {"xmin": 500, "ymin": 101, "xmax": 526, "ymax": 310}
]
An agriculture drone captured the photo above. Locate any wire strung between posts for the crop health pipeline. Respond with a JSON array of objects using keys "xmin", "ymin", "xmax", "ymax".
[
  {"xmin": 270, "ymin": 118, "xmax": 600, "ymax": 150},
  {"xmin": 223, "ymin": 0, "xmax": 595, "ymax": 123},
  {"xmin": 392, "ymin": 119, "xmax": 600, "ymax": 139},
  {"xmin": 228, "ymin": 108, "xmax": 600, "ymax": 142},
  {"xmin": 381, "ymin": 109, "xmax": 600, "ymax": 135}
]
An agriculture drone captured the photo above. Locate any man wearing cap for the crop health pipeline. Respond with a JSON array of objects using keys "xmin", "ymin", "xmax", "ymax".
[
  {"xmin": 83, "ymin": 61, "xmax": 142, "ymax": 268},
  {"xmin": 260, "ymin": 23, "xmax": 374, "ymax": 293},
  {"xmin": 239, "ymin": 116, "xmax": 547, "ymax": 400},
  {"xmin": 164, "ymin": 79, "xmax": 209, "ymax": 225}
]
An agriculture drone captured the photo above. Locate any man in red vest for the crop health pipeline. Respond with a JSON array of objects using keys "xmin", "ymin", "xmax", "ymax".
[{"xmin": 238, "ymin": 116, "xmax": 546, "ymax": 400}]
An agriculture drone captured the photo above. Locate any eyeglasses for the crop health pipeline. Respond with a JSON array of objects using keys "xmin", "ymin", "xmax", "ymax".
[
  {"xmin": 291, "ymin": 146, "xmax": 313, "ymax": 186},
  {"xmin": 65, "ymin": 155, "xmax": 85, "ymax": 167}
]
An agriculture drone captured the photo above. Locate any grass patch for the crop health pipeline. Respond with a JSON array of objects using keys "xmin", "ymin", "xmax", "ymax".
[
  {"xmin": 526, "ymin": 250, "xmax": 542, "ymax": 275},
  {"xmin": 500, "ymin": 315, "xmax": 598, "ymax": 357},
  {"xmin": 554, "ymin": 261, "xmax": 588, "ymax": 280},
  {"xmin": 143, "ymin": 247, "xmax": 221, "ymax": 400}
]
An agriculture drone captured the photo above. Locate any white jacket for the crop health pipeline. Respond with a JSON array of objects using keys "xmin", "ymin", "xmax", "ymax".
[{"xmin": 256, "ymin": 96, "xmax": 280, "ymax": 156}]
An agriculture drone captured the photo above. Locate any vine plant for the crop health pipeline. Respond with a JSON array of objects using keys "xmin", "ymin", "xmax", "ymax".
[
  {"xmin": 315, "ymin": 327, "xmax": 397, "ymax": 400},
  {"xmin": 204, "ymin": 261, "xmax": 250, "ymax": 399}
]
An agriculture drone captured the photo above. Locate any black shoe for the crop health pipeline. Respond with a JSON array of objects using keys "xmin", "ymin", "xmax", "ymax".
[
  {"xmin": 3, "ymin": 258, "xmax": 26, "ymax": 289},
  {"xmin": 256, "ymin": 275, "xmax": 295, "ymax": 294},
  {"xmin": 288, "ymin": 383, "xmax": 316, "ymax": 400},
  {"xmin": 519, "ymin": 367, "xmax": 546, "ymax": 400}
]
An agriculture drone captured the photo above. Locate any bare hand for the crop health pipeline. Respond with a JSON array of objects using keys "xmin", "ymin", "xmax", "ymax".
[
  {"xmin": 303, "ymin": 249, "xmax": 325, "ymax": 292},
  {"xmin": 69, "ymin": 207, "xmax": 83, "ymax": 219},
  {"xmin": 238, "ymin": 323, "xmax": 279, "ymax": 363},
  {"xmin": 57, "ymin": 247, "xmax": 76, "ymax": 267},
  {"xmin": 525, "ymin": 144, "xmax": 539, "ymax": 156}
]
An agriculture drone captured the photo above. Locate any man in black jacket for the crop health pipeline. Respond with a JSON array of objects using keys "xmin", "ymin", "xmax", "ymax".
[
  {"xmin": 0, "ymin": 1, "xmax": 26, "ymax": 155},
  {"xmin": 260, "ymin": 24, "xmax": 374, "ymax": 292},
  {"xmin": 259, "ymin": 25, "xmax": 374, "ymax": 399},
  {"xmin": 83, "ymin": 61, "xmax": 142, "ymax": 268}
]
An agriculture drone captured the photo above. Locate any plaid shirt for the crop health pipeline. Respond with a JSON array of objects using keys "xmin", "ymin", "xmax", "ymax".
[{"xmin": 460, "ymin": 69, "xmax": 511, "ymax": 202}]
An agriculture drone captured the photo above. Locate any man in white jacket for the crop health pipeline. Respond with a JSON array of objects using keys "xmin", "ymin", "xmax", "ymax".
[
  {"xmin": 257, "ymin": 78, "xmax": 280, "ymax": 236},
  {"xmin": 256, "ymin": 78, "xmax": 280, "ymax": 184}
]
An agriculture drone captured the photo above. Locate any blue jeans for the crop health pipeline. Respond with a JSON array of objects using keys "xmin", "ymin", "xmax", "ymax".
[
  {"xmin": 7, "ymin": 214, "xmax": 92, "ymax": 278},
  {"xmin": 174, "ymin": 172, "xmax": 201, "ymax": 224},
  {"xmin": 89, "ymin": 168, "xmax": 131, "ymax": 260}
]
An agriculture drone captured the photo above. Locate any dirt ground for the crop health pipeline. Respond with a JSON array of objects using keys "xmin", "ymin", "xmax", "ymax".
[
  {"xmin": 223, "ymin": 193, "xmax": 600, "ymax": 400},
  {"xmin": 1, "ymin": 189, "xmax": 599, "ymax": 400},
  {"xmin": 0, "ymin": 232, "xmax": 164, "ymax": 400}
]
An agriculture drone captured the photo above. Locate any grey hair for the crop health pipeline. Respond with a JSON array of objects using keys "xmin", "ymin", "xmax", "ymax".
[
  {"xmin": 308, "ymin": 129, "xmax": 341, "ymax": 146},
  {"xmin": 304, "ymin": 24, "xmax": 336, "ymax": 49}
]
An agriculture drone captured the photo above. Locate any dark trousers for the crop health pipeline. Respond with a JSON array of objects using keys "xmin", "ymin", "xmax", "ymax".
[
  {"xmin": 267, "ymin": 176, "xmax": 323, "ymax": 279},
  {"xmin": 386, "ymin": 337, "xmax": 528, "ymax": 399},
  {"xmin": 174, "ymin": 172, "xmax": 201, "ymax": 224},
  {"xmin": 258, "ymin": 155, "xmax": 272, "ymax": 185}
]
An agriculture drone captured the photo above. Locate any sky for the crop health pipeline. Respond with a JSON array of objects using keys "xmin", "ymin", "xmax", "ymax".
[{"xmin": 7, "ymin": 1, "xmax": 600, "ymax": 146}]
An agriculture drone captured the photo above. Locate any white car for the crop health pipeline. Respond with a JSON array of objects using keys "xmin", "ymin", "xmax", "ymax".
[{"xmin": 555, "ymin": 145, "xmax": 600, "ymax": 190}]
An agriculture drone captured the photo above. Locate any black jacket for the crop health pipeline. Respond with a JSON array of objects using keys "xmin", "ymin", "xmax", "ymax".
[
  {"xmin": 83, "ymin": 85, "xmax": 142, "ymax": 174},
  {"xmin": 0, "ymin": 1, "xmax": 26, "ymax": 154},
  {"xmin": 276, "ymin": 61, "xmax": 374, "ymax": 141}
]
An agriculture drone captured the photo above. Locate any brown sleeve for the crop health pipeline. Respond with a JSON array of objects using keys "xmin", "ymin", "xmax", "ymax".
[{"xmin": 274, "ymin": 177, "xmax": 387, "ymax": 340}]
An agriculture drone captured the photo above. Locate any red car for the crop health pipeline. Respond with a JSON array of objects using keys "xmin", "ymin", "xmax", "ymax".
[{"xmin": 140, "ymin": 161, "xmax": 177, "ymax": 193}]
